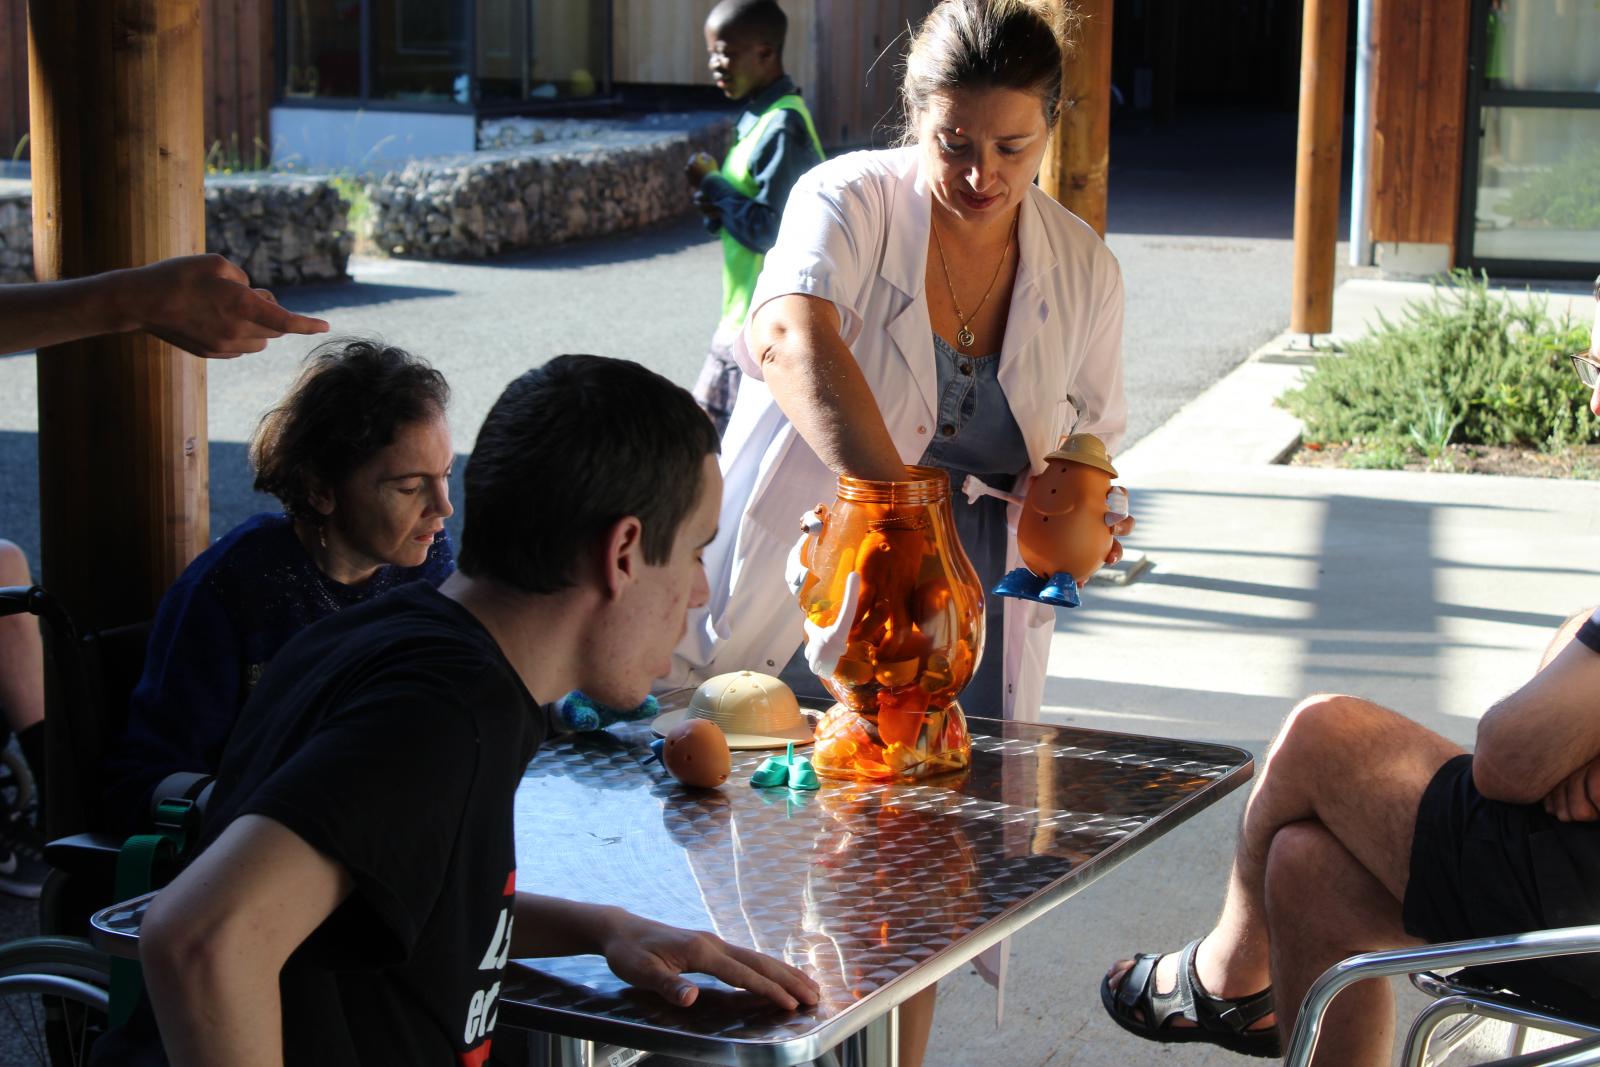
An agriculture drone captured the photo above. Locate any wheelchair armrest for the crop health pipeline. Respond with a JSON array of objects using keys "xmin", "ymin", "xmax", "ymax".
[
  {"xmin": 1284, "ymin": 926, "xmax": 1600, "ymax": 1067},
  {"xmin": 149, "ymin": 771, "xmax": 215, "ymax": 822},
  {"xmin": 42, "ymin": 831, "xmax": 125, "ymax": 884}
]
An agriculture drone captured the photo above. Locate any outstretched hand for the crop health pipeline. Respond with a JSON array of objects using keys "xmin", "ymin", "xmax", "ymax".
[
  {"xmin": 600, "ymin": 911, "xmax": 819, "ymax": 1011},
  {"xmin": 127, "ymin": 253, "xmax": 330, "ymax": 358}
]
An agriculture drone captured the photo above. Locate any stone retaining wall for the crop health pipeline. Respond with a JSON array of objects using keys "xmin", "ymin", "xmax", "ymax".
[
  {"xmin": 0, "ymin": 113, "xmax": 733, "ymax": 280},
  {"xmin": 0, "ymin": 174, "xmax": 352, "ymax": 287},
  {"xmin": 367, "ymin": 115, "xmax": 731, "ymax": 260},
  {"xmin": 0, "ymin": 188, "xmax": 28, "ymax": 284},
  {"xmin": 206, "ymin": 174, "xmax": 353, "ymax": 286}
]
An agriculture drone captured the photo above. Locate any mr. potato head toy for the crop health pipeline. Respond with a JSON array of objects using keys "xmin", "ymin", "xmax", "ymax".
[{"xmin": 985, "ymin": 433, "xmax": 1129, "ymax": 608}]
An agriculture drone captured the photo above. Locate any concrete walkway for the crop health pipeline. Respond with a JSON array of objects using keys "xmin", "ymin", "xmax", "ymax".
[{"xmin": 925, "ymin": 276, "xmax": 1599, "ymax": 1066}]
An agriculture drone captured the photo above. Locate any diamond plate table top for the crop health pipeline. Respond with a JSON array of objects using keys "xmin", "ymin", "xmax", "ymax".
[
  {"xmin": 86, "ymin": 716, "xmax": 1250, "ymax": 1065},
  {"xmin": 499, "ymin": 715, "xmax": 1252, "ymax": 1065}
]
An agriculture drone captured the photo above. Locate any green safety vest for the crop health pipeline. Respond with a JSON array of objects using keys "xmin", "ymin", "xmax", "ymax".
[{"xmin": 718, "ymin": 93, "xmax": 825, "ymax": 332}]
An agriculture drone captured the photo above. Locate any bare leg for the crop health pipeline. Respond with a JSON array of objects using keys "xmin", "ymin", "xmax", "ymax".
[
  {"xmin": 1107, "ymin": 695, "xmax": 1461, "ymax": 1027},
  {"xmin": 0, "ymin": 541, "xmax": 44, "ymax": 733},
  {"xmin": 1265, "ymin": 820, "xmax": 1419, "ymax": 1065},
  {"xmin": 897, "ymin": 983, "xmax": 937, "ymax": 1067}
]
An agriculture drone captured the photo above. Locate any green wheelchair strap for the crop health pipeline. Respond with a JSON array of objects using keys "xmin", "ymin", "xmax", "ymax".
[{"xmin": 109, "ymin": 798, "xmax": 201, "ymax": 1027}]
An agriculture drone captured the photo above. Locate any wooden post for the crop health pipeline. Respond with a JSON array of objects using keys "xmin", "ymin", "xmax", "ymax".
[
  {"xmin": 27, "ymin": 0, "xmax": 208, "ymax": 632},
  {"xmin": 1039, "ymin": 0, "xmax": 1113, "ymax": 237},
  {"xmin": 1290, "ymin": 0, "xmax": 1348, "ymax": 337}
]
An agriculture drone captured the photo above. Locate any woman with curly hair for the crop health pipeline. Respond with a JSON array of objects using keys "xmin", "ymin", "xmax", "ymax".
[{"xmin": 104, "ymin": 338, "xmax": 455, "ymax": 829}]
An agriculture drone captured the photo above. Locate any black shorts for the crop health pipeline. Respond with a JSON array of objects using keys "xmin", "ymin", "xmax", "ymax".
[{"xmin": 1404, "ymin": 753, "xmax": 1600, "ymax": 1015}]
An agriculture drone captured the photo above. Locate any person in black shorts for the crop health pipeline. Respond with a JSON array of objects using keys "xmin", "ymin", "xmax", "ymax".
[
  {"xmin": 1096, "ymin": 359, "xmax": 1600, "ymax": 1065},
  {"xmin": 131, "ymin": 355, "xmax": 818, "ymax": 1066}
]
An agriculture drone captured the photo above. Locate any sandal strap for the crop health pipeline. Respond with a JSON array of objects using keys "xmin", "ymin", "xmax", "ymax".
[
  {"xmin": 1114, "ymin": 952, "xmax": 1161, "ymax": 1016},
  {"xmin": 1181, "ymin": 939, "xmax": 1276, "ymax": 1035}
]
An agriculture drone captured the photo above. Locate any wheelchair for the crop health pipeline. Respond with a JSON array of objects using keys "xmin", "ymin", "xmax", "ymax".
[{"xmin": 0, "ymin": 583, "xmax": 193, "ymax": 1066}]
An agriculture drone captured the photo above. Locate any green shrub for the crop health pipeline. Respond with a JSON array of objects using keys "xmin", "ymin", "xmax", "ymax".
[
  {"xmin": 1346, "ymin": 442, "xmax": 1408, "ymax": 470},
  {"xmin": 1280, "ymin": 271, "xmax": 1594, "ymax": 455},
  {"xmin": 329, "ymin": 174, "xmax": 372, "ymax": 230}
]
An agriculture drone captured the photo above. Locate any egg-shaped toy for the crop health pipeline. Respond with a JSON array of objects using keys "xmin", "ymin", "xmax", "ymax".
[{"xmin": 661, "ymin": 718, "xmax": 732, "ymax": 788}]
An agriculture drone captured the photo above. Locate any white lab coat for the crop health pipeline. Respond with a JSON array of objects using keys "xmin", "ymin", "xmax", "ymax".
[{"xmin": 667, "ymin": 146, "xmax": 1126, "ymax": 722}]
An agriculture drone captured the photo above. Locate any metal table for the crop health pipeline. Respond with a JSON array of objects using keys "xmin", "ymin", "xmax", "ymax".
[
  {"xmin": 495, "ymin": 715, "xmax": 1252, "ymax": 1066},
  {"xmin": 89, "ymin": 716, "xmax": 1251, "ymax": 1067}
]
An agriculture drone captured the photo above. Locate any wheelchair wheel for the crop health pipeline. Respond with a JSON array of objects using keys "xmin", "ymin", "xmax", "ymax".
[{"xmin": 0, "ymin": 935, "xmax": 111, "ymax": 1066}]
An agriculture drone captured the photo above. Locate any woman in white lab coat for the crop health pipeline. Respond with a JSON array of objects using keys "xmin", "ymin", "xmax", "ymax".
[
  {"xmin": 672, "ymin": 0, "xmax": 1132, "ymax": 731},
  {"xmin": 674, "ymin": 5, "xmax": 1134, "ymax": 1060}
]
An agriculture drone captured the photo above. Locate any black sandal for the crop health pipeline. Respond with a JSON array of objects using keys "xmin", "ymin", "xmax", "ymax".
[{"xmin": 1099, "ymin": 938, "xmax": 1282, "ymax": 1059}]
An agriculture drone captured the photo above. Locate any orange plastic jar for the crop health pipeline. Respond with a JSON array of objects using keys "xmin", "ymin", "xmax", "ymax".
[{"xmin": 793, "ymin": 466, "xmax": 983, "ymax": 780}]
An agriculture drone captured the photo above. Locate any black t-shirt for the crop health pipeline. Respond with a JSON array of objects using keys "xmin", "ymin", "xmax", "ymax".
[{"xmin": 198, "ymin": 581, "xmax": 544, "ymax": 1066}]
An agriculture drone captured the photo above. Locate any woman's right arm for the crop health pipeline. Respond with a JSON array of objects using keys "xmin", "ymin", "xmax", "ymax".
[{"xmin": 748, "ymin": 293, "xmax": 907, "ymax": 483}]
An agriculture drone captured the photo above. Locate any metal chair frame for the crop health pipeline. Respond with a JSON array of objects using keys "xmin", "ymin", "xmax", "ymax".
[{"xmin": 1284, "ymin": 926, "xmax": 1600, "ymax": 1067}]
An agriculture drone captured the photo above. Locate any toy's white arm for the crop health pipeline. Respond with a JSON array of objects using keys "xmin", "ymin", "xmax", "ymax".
[{"xmin": 962, "ymin": 474, "xmax": 1025, "ymax": 508}]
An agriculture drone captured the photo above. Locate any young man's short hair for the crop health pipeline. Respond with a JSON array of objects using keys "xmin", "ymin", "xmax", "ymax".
[
  {"xmin": 708, "ymin": 0, "xmax": 787, "ymax": 52},
  {"xmin": 457, "ymin": 354, "xmax": 719, "ymax": 593}
]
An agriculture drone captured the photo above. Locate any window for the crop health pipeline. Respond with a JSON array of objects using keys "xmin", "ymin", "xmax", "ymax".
[
  {"xmin": 283, "ymin": 0, "xmax": 362, "ymax": 99},
  {"xmin": 279, "ymin": 0, "xmax": 610, "ymax": 109},
  {"xmin": 1462, "ymin": 0, "xmax": 1600, "ymax": 275}
]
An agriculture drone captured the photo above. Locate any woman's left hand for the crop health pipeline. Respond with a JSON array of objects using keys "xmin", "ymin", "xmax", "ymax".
[{"xmin": 1103, "ymin": 513, "xmax": 1136, "ymax": 566}]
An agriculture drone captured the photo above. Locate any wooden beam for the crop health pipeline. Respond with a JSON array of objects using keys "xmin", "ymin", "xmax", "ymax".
[
  {"xmin": 1367, "ymin": 0, "xmax": 1469, "ymax": 253},
  {"xmin": 28, "ymin": 0, "xmax": 208, "ymax": 635},
  {"xmin": 1039, "ymin": 0, "xmax": 1113, "ymax": 237},
  {"xmin": 1290, "ymin": 0, "xmax": 1348, "ymax": 336}
]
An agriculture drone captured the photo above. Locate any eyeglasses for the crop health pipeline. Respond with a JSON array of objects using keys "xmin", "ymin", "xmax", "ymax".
[{"xmin": 1571, "ymin": 353, "xmax": 1600, "ymax": 388}]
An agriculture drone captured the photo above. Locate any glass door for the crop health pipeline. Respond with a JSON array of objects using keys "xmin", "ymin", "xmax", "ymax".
[{"xmin": 1460, "ymin": 0, "xmax": 1600, "ymax": 277}]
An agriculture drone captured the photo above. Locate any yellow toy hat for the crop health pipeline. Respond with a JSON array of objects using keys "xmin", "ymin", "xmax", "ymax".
[
  {"xmin": 1044, "ymin": 433, "xmax": 1118, "ymax": 478},
  {"xmin": 652, "ymin": 671, "xmax": 816, "ymax": 750}
]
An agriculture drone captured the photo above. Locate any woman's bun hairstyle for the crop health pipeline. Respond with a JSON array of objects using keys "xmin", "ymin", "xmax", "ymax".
[{"xmin": 899, "ymin": 0, "xmax": 1078, "ymax": 142}]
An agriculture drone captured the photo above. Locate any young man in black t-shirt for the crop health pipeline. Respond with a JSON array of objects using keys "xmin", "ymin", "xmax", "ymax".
[{"xmin": 137, "ymin": 355, "xmax": 818, "ymax": 1066}]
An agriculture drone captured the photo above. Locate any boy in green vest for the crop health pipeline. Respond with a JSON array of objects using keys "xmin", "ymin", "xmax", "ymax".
[{"xmin": 686, "ymin": 0, "xmax": 824, "ymax": 435}]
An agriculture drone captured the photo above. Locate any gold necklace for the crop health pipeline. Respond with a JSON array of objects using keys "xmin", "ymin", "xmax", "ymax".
[{"xmin": 930, "ymin": 209, "xmax": 1017, "ymax": 350}]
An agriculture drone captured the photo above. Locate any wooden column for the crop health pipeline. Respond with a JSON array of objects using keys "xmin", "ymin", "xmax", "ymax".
[
  {"xmin": 1290, "ymin": 0, "xmax": 1349, "ymax": 336},
  {"xmin": 28, "ymin": 0, "xmax": 208, "ymax": 632},
  {"xmin": 1039, "ymin": 0, "xmax": 1113, "ymax": 236}
]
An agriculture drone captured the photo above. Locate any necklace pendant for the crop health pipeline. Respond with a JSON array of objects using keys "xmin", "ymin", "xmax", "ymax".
[{"xmin": 956, "ymin": 325, "xmax": 975, "ymax": 349}]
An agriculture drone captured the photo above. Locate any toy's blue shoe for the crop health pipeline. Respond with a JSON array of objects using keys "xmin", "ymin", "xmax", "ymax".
[
  {"xmin": 993, "ymin": 568, "xmax": 1081, "ymax": 607},
  {"xmin": 555, "ymin": 691, "xmax": 659, "ymax": 733},
  {"xmin": 993, "ymin": 567, "xmax": 1048, "ymax": 601},
  {"xmin": 1038, "ymin": 572, "xmax": 1082, "ymax": 608}
]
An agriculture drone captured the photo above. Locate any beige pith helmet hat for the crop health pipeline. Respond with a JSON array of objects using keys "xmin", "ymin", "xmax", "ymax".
[
  {"xmin": 651, "ymin": 671, "xmax": 816, "ymax": 750},
  {"xmin": 1044, "ymin": 433, "xmax": 1118, "ymax": 478}
]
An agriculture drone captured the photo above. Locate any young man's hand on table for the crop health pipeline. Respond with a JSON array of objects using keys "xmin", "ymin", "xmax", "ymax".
[{"xmin": 513, "ymin": 894, "xmax": 820, "ymax": 1011}]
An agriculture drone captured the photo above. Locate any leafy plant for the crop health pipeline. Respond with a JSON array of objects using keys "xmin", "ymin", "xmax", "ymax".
[
  {"xmin": 329, "ymin": 174, "xmax": 372, "ymax": 229},
  {"xmin": 10, "ymin": 133, "xmax": 27, "ymax": 163},
  {"xmin": 1346, "ymin": 442, "xmax": 1409, "ymax": 470},
  {"xmin": 205, "ymin": 132, "xmax": 271, "ymax": 175},
  {"xmin": 1280, "ymin": 271, "xmax": 1594, "ymax": 461},
  {"xmin": 1407, "ymin": 392, "xmax": 1460, "ymax": 463}
]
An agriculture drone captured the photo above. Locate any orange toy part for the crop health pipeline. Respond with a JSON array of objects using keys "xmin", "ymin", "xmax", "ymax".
[
  {"xmin": 796, "ymin": 468, "xmax": 982, "ymax": 781},
  {"xmin": 1016, "ymin": 436, "xmax": 1116, "ymax": 585}
]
